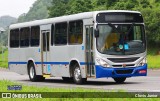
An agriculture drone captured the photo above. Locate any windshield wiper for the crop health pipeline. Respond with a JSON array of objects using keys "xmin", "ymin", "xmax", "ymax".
[
  {"xmin": 126, "ymin": 23, "xmax": 134, "ymax": 35},
  {"xmin": 108, "ymin": 23, "xmax": 120, "ymax": 33},
  {"xmin": 108, "ymin": 23, "xmax": 134, "ymax": 55},
  {"xmin": 108, "ymin": 23, "xmax": 134, "ymax": 35}
]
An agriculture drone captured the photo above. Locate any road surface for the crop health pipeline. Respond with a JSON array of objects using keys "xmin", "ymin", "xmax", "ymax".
[{"xmin": 0, "ymin": 68, "xmax": 160, "ymax": 92}]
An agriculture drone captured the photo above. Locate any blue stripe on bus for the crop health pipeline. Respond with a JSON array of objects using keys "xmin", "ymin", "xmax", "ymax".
[
  {"xmin": 8, "ymin": 62, "xmax": 87, "ymax": 65},
  {"xmin": 35, "ymin": 62, "xmax": 70, "ymax": 65},
  {"xmin": 8, "ymin": 62, "xmax": 27, "ymax": 64}
]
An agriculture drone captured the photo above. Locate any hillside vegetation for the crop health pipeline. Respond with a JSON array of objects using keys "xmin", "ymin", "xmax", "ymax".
[
  {"xmin": 0, "ymin": 16, "xmax": 17, "ymax": 28},
  {"xmin": 0, "ymin": 0, "xmax": 52, "ymax": 46},
  {"xmin": 18, "ymin": 0, "xmax": 52, "ymax": 22}
]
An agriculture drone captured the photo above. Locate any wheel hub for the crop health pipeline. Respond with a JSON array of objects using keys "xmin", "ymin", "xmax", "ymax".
[
  {"xmin": 30, "ymin": 66, "xmax": 34, "ymax": 79},
  {"xmin": 74, "ymin": 67, "xmax": 81, "ymax": 81}
]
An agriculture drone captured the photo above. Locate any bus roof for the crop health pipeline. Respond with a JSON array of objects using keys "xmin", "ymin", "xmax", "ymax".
[{"xmin": 10, "ymin": 10, "xmax": 141, "ymax": 29}]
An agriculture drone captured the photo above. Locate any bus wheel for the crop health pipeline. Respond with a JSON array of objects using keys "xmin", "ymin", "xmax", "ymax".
[
  {"xmin": 113, "ymin": 77, "xmax": 126, "ymax": 83},
  {"xmin": 73, "ymin": 64, "xmax": 86, "ymax": 84},
  {"xmin": 28, "ymin": 63, "xmax": 45, "ymax": 82}
]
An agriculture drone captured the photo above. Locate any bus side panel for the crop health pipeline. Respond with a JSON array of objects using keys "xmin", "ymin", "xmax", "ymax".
[
  {"xmin": 50, "ymin": 45, "xmax": 86, "ymax": 78},
  {"xmin": 8, "ymin": 47, "xmax": 42, "ymax": 75},
  {"xmin": 26, "ymin": 47, "xmax": 42, "ymax": 75},
  {"xmin": 8, "ymin": 48, "xmax": 28, "ymax": 75},
  {"xmin": 50, "ymin": 46, "xmax": 70, "ymax": 77}
]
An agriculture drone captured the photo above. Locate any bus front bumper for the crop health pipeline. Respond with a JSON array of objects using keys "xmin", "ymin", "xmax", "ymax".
[{"xmin": 95, "ymin": 64, "xmax": 147, "ymax": 78}]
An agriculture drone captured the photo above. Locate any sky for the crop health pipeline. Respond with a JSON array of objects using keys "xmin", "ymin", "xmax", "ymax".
[{"xmin": 0, "ymin": 0, "xmax": 37, "ymax": 18}]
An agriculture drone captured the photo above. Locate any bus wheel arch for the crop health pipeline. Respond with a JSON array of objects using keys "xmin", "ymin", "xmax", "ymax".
[
  {"xmin": 69, "ymin": 60, "xmax": 86, "ymax": 84},
  {"xmin": 27, "ymin": 60, "xmax": 45, "ymax": 82},
  {"xmin": 69, "ymin": 60, "xmax": 79, "ymax": 77},
  {"xmin": 27, "ymin": 60, "xmax": 34, "ymax": 74}
]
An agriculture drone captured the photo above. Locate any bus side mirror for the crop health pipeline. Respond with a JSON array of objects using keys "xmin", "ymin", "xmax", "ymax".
[{"xmin": 94, "ymin": 29, "xmax": 99, "ymax": 37}]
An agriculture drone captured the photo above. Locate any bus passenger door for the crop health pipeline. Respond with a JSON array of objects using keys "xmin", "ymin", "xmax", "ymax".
[
  {"xmin": 85, "ymin": 26, "xmax": 95, "ymax": 77},
  {"xmin": 41, "ymin": 31, "xmax": 51, "ymax": 75}
]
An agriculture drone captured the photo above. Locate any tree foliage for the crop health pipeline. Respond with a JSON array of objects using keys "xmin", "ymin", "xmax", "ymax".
[
  {"xmin": 48, "ymin": 0, "xmax": 94, "ymax": 17},
  {"xmin": 18, "ymin": 0, "xmax": 52, "ymax": 22},
  {"xmin": 48, "ymin": 0, "xmax": 69, "ymax": 17}
]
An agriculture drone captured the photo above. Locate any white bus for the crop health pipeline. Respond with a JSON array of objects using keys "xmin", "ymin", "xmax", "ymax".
[{"xmin": 9, "ymin": 10, "xmax": 147, "ymax": 84}]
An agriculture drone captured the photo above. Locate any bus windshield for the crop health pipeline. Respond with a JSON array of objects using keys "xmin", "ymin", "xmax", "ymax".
[{"xmin": 96, "ymin": 24, "xmax": 146, "ymax": 55}]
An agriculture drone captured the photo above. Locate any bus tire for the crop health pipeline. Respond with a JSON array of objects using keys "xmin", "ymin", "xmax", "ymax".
[
  {"xmin": 73, "ymin": 64, "xmax": 86, "ymax": 84},
  {"xmin": 28, "ymin": 63, "xmax": 45, "ymax": 82},
  {"xmin": 113, "ymin": 77, "xmax": 126, "ymax": 83}
]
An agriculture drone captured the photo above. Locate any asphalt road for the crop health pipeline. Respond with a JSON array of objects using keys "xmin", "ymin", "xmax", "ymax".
[{"xmin": 0, "ymin": 68, "xmax": 160, "ymax": 92}]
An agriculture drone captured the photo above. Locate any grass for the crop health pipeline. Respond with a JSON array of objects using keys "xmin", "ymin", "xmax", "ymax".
[
  {"xmin": 0, "ymin": 80, "xmax": 104, "ymax": 92},
  {"xmin": 0, "ymin": 80, "xmax": 159, "ymax": 101},
  {"xmin": 147, "ymin": 55, "xmax": 160, "ymax": 69},
  {"xmin": 0, "ymin": 49, "xmax": 8, "ymax": 68},
  {"xmin": 147, "ymin": 47, "xmax": 160, "ymax": 69}
]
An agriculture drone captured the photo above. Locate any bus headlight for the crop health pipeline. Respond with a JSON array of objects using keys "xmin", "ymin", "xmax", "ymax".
[
  {"xmin": 138, "ymin": 58, "xmax": 147, "ymax": 66},
  {"xmin": 96, "ymin": 58, "xmax": 110, "ymax": 67}
]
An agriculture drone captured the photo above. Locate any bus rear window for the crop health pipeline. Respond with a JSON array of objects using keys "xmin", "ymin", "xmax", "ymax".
[{"xmin": 10, "ymin": 29, "xmax": 20, "ymax": 48}]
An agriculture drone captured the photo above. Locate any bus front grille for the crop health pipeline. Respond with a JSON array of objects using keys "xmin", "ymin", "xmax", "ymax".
[
  {"xmin": 108, "ymin": 57, "xmax": 139, "ymax": 63},
  {"xmin": 112, "ymin": 64, "xmax": 135, "ymax": 67}
]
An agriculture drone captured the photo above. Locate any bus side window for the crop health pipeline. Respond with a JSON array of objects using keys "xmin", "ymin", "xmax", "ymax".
[
  {"xmin": 20, "ymin": 27, "xmax": 30, "ymax": 47},
  {"xmin": 31, "ymin": 26, "xmax": 40, "ymax": 47},
  {"xmin": 51, "ymin": 24, "xmax": 54, "ymax": 45},
  {"xmin": 69, "ymin": 20, "xmax": 83, "ymax": 44},
  {"xmin": 55, "ymin": 22, "xmax": 67, "ymax": 45},
  {"xmin": 10, "ymin": 29, "xmax": 20, "ymax": 48}
]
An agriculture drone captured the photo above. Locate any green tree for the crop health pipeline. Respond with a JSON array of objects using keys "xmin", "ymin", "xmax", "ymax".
[
  {"xmin": 48, "ymin": 0, "xmax": 69, "ymax": 17},
  {"xmin": 18, "ymin": 0, "xmax": 52, "ymax": 22},
  {"xmin": 110, "ymin": 0, "xmax": 138, "ymax": 10},
  {"xmin": 139, "ymin": 0, "xmax": 151, "ymax": 8},
  {"xmin": 141, "ymin": 7, "xmax": 160, "ymax": 44},
  {"xmin": 67, "ymin": 0, "xmax": 93, "ymax": 14},
  {"xmin": 49, "ymin": 0, "xmax": 93, "ymax": 17}
]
